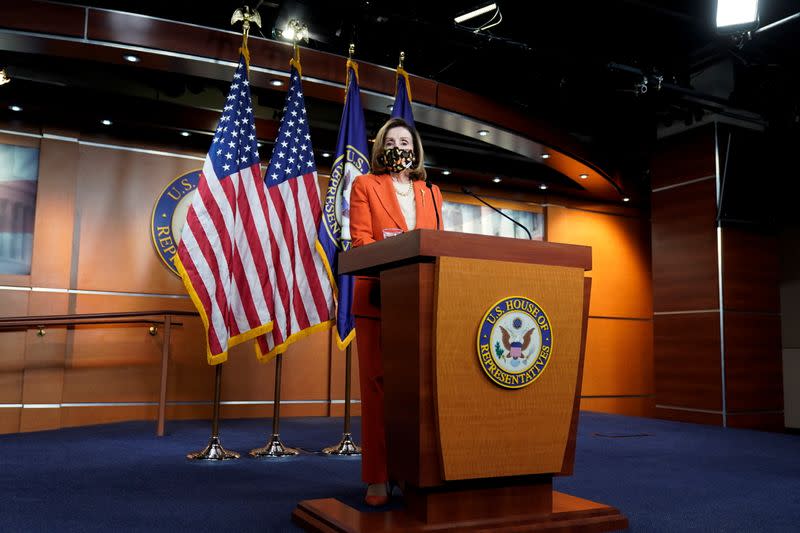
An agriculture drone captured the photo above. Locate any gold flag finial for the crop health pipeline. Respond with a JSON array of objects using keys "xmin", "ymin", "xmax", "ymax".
[
  {"xmin": 398, "ymin": 51, "xmax": 405, "ymax": 69},
  {"xmin": 231, "ymin": 5, "xmax": 262, "ymax": 43},
  {"xmin": 231, "ymin": 5, "xmax": 261, "ymax": 66}
]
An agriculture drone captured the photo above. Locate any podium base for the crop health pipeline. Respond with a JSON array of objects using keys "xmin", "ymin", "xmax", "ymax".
[{"xmin": 292, "ymin": 491, "xmax": 627, "ymax": 532}]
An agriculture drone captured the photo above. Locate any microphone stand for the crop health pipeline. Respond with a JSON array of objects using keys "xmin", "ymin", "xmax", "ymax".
[
  {"xmin": 461, "ymin": 186, "xmax": 532, "ymax": 240},
  {"xmin": 426, "ymin": 180, "xmax": 441, "ymax": 230}
]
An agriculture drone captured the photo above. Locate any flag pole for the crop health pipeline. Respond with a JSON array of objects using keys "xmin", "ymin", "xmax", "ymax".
[
  {"xmin": 187, "ymin": 363, "xmax": 240, "ymax": 460},
  {"xmin": 250, "ymin": 36, "xmax": 305, "ymax": 459},
  {"xmin": 250, "ymin": 353, "xmax": 299, "ymax": 457},
  {"xmin": 187, "ymin": 5, "xmax": 264, "ymax": 461},
  {"xmin": 323, "ymin": 343, "xmax": 361, "ymax": 455},
  {"xmin": 322, "ymin": 42, "xmax": 362, "ymax": 457}
]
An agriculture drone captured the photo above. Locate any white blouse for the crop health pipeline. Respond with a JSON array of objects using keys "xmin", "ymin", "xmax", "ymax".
[{"xmin": 393, "ymin": 181, "xmax": 416, "ymax": 230}]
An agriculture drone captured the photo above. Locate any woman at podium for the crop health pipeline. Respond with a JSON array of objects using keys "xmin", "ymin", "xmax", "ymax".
[{"xmin": 349, "ymin": 118, "xmax": 443, "ymax": 505}]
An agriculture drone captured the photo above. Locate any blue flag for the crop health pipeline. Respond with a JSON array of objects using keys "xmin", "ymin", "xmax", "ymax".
[
  {"xmin": 390, "ymin": 66, "xmax": 415, "ymax": 128},
  {"xmin": 318, "ymin": 60, "xmax": 370, "ymax": 350}
]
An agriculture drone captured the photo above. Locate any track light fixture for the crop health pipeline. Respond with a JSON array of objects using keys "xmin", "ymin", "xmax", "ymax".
[{"xmin": 454, "ymin": 3, "xmax": 502, "ymax": 33}]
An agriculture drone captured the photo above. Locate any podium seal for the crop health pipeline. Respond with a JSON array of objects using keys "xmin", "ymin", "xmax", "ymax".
[{"xmin": 476, "ymin": 296, "xmax": 553, "ymax": 389}]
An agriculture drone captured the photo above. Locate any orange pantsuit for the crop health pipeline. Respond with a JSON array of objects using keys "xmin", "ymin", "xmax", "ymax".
[{"xmin": 349, "ymin": 173, "xmax": 443, "ymax": 483}]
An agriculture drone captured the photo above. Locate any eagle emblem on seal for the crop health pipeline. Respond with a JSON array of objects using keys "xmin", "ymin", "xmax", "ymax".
[{"xmin": 476, "ymin": 297, "xmax": 554, "ymax": 389}]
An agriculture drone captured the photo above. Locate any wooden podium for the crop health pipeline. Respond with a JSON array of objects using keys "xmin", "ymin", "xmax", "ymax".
[{"xmin": 293, "ymin": 230, "xmax": 628, "ymax": 532}]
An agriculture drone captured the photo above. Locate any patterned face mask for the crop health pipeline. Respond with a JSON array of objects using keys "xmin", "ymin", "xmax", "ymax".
[{"xmin": 379, "ymin": 146, "xmax": 416, "ymax": 173}]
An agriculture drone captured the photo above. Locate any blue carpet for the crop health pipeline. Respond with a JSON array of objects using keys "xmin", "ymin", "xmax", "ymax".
[{"xmin": 0, "ymin": 412, "xmax": 798, "ymax": 532}]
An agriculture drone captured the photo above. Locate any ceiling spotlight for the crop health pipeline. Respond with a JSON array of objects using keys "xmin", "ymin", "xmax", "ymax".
[
  {"xmin": 321, "ymin": 152, "xmax": 330, "ymax": 158},
  {"xmin": 281, "ymin": 19, "xmax": 309, "ymax": 43},
  {"xmin": 101, "ymin": 119, "xmax": 112, "ymax": 126},
  {"xmin": 492, "ymin": 177, "xmax": 501, "ymax": 183},
  {"xmin": 541, "ymin": 153, "xmax": 550, "ymax": 159},
  {"xmin": 623, "ymin": 197, "xmax": 630, "ymax": 202},
  {"xmin": 269, "ymin": 79, "xmax": 284, "ymax": 87},
  {"xmin": 477, "ymin": 129, "xmax": 489, "ymax": 137},
  {"xmin": 0, "ymin": 68, "xmax": 10, "ymax": 86},
  {"xmin": 579, "ymin": 173, "xmax": 589, "ymax": 179},
  {"xmin": 455, "ymin": 3, "xmax": 497, "ymax": 23},
  {"xmin": 180, "ymin": 131, "xmax": 191, "ymax": 137},
  {"xmin": 716, "ymin": 0, "xmax": 759, "ymax": 32},
  {"xmin": 123, "ymin": 54, "xmax": 140, "ymax": 63},
  {"xmin": 539, "ymin": 184, "xmax": 548, "ymax": 190},
  {"xmin": 9, "ymin": 105, "xmax": 22, "ymax": 112},
  {"xmin": 442, "ymin": 169, "xmax": 451, "ymax": 176}
]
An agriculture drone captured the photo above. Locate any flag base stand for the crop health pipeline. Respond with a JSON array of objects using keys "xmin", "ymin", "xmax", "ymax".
[
  {"xmin": 322, "ymin": 432, "xmax": 361, "ymax": 456},
  {"xmin": 187, "ymin": 436, "xmax": 241, "ymax": 460},
  {"xmin": 249, "ymin": 434, "xmax": 299, "ymax": 457},
  {"xmin": 186, "ymin": 364, "xmax": 239, "ymax": 460}
]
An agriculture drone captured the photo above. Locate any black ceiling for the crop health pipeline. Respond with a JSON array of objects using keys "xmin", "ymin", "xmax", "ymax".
[{"xmin": 8, "ymin": 0, "xmax": 800, "ymax": 201}]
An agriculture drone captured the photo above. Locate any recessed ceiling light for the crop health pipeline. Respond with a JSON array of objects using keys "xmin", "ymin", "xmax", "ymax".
[
  {"xmin": 541, "ymin": 153, "xmax": 550, "ymax": 159},
  {"xmin": 269, "ymin": 79, "xmax": 284, "ymax": 87},
  {"xmin": 321, "ymin": 152, "xmax": 330, "ymax": 158},
  {"xmin": 180, "ymin": 131, "xmax": 191, "ymax": 137},
  {"xmin": 9, "ymin": 105, "xmax": 22, "ymax": 112},
  {"xmin": 123, "ymin": 54, "xmax": 140, "ymax": 63},
  {"xmin": 579, "ymin": 173, "xmax": 589, "ymax": 179},
  {"xmin": 493, "ymin": 177, "xmax": 501, "ymax": 183},
  {"xmin": 539, "ymin": 184, "xmax": 548, "ymax": 190},
  {"xmin": 477, "ymin": 129, "xmax": 489, "ymax": 137},
  {"xmin": 101, "ymin": 119, "xmax": 112, "ymax": 126},
  {"xmin": 442, "ymin": 169, "xmax": 451, "ymax": 176},
  {"xmin": 623, "ymin": 197, "xmax": 630, "ymax": 202}
]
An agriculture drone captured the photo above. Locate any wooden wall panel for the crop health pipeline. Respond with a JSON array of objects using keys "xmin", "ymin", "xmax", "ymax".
[
  {"xmin": 66, "ymin": 294, "xmax": 201, "ymax": 405},
  {"xmin": 579, "ymin": 397, "xmax": 654, "ymax": 418},
  {"xmin": 783, "ymin": 348, "xmax": 800, "ymax": 429},
  {"xmin": 0, "ymin": 290, "xmax": 29, "ymax": 433},
  {"xmin": 723, "ymin": 228, "xmax": 780, "ymax": 313},
  {"xmin": 30, "ymin": 135, "xmax": 78, "ymax": 288},
  {"xmin": 654, "ymin": 407, "xmax": 722, "ymax": 426},
  {"xmin": 652, "ymin": 179, "xmax": 719, "ymax": 312},
  {"xmin": 546, "ymin": 206, "xmax": 652, "ymax": 319},
  {"xmin": 654, "ymin": 313, "xmax": 722, "ymax": 410},
  {"xmin": 726, "ymin": 412, "xmax": 785, "ymax": 431},
  {"xmin": 581, "ymin": 318, "xmax": 653, "ymax": 396},
  {"xmin": 0, "ymin": 1, "xmax": 86, "ymax": 37},
  {"xmin": 20, "ymin": 292, "xmax": 70, "ymax": 432},
  {"xmin": 650, "ymin": 124, "xmax": 716, "ymax": 189},
  {"xmin": 545, "ymin": 205, "xmax": 653, "ymax": 418},
  {"xmin": 0, "ymin": 409, "xmax": 21, "ymax": 434},
  {"xmin": 724, "ymin": 313, "xmax": 783, "ymax": 412},
  {"xmin": 74, "ymin": 143, "xmax": 202, "ymax": 294}
]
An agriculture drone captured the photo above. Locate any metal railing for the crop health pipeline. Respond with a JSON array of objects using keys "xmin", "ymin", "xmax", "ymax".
[{"xmin": 0, "ymin": 310, "xmax": 199, "ymax": 436}]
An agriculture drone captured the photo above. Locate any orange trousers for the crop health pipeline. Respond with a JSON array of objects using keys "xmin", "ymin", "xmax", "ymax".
[{"xmin": 353, "ymin": 277, "xmax": 387, "ymax": 484}]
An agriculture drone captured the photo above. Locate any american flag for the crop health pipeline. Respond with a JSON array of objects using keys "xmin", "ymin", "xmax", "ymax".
[
  {"xmin": 253, "ymin": 59, "xmax": 335, "ymax": 361},
  {"xmin": 176, "ymin": 54, "xmax": 333, "ymax": 364}
]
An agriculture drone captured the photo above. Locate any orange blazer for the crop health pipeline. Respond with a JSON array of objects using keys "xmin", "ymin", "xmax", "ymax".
[{"xmin": 349, "ymin": 173, "xmax": 444, "ymax": 247}]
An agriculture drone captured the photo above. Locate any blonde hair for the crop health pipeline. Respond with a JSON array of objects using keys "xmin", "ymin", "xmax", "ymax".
[{"xmin": 370, "ymin": 118, "xmax": 427, "ymax": 181}]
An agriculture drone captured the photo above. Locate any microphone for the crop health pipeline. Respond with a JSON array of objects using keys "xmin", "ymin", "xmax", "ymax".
[
  {"xmin": 426, "ymin": 179, "xmax": 441, "ymax": 230},
  {"xmin": 461, "ymin": 186, "xmax": 532, "ymax": 240}
]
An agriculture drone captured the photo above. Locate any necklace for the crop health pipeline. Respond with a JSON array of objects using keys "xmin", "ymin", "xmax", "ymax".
[{"xmin": 392, "ymin": 178, "xmax": 413, "ymax": 197}]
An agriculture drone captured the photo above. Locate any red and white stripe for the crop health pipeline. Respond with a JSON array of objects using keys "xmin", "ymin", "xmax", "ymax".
[
  {"xmin": 256, "ymin": 171, "xmax": 334, "ymax": 356},
  {"xmin": 178, "ymin": 159, "xmax": 277, "ymax": 357}
]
